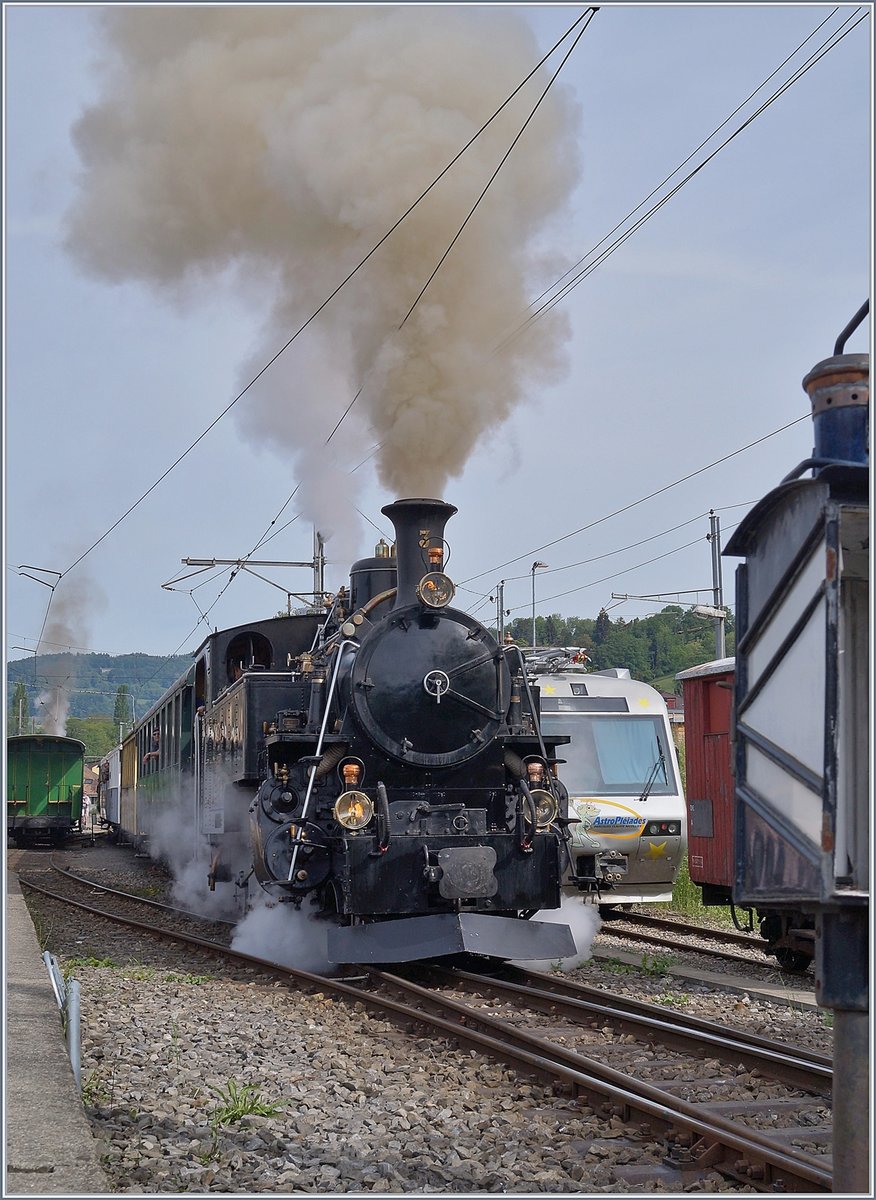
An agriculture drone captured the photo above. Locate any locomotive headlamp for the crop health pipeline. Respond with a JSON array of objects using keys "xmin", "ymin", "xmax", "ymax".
[
  {"xmin": 342, "ymin": 762, "xmax": 363, "ymax": 786},
  {"xmin": 428, "ymin": 546, "xmax": 444, "ymax": 568},
  {"xmin": 527, "ymin": 789, "xmax": 559, "ymax": 829},
  {"xmin": 526, "ymin": 760, "xmax": 547, "ymax": 785},
  {"xmin": 416, "ymin": 571, "xmax": 455, "ymax": 608},
  {"xmin": 334, "ymin": 791, "xmax": 374, "ymax": 830}
]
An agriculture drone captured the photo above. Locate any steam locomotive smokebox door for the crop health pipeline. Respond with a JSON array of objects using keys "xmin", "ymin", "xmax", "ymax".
[
  {"xmin": 327, "ymin": 912, "xmax": 576, "ymax": 964},
  {"xmin": 725, "ymin": 466, "xmax": 868, "ymax": 910},
  {"xmin": 350, "ymin": 607, "xmax": 510, "ymax": 767}
]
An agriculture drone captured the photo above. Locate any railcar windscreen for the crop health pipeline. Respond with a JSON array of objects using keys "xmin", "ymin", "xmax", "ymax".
[{"xmin": 546, "ymin": 714, "xmax": 676, "ymax": 797}]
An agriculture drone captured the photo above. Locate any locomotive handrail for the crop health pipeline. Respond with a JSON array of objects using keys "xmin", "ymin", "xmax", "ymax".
[
  {"xmin": 502, "ymin": 646, "xmax": 555, "ymax": 787},
  {"xmin": 374, "ymin": 781, "xmax": 391, "ymax": 855},
  {"xmin": 517, "ymin": 778, "xmax": 538, "ymax": 851},
  {"xmin": 287, "ymin": 638, "xmax": 359, "ymax": 883}
]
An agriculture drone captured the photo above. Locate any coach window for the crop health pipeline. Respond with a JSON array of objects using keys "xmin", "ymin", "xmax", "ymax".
[{"xmin": 143, "ymin": 727, "xmax": 160, "ymax": 770}]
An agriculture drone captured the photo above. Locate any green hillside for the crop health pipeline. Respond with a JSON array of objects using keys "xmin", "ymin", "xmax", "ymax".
[{"xmin": 7, "ymin": 652, "xmax": 192, "ymax": 733}]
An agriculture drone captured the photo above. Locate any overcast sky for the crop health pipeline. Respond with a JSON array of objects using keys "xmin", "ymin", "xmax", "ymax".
[{"xmin": 4, "ymin": 4, "xmax": 871, "ymax": 670}]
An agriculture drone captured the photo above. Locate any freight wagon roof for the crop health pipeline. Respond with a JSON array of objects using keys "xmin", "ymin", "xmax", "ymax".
[{"xmin": 675, "ymin": 657, "xmax": 736, "ymax": 682}]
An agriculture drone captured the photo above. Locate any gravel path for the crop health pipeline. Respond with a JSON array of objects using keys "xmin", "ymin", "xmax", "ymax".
[{"xmin": 13, "ymin": 840, "xmax": 831, "ymax": 1193}]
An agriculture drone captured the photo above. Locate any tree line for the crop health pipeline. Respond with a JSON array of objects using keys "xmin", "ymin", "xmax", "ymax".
[
  {"xmin": 6, "ymin": 608, "xmax": 733, "ymax": 754},
  {"xmin": 6, "ymin": 652, "xmax": 190, "ymax": 754},
  {"xmin": 497, "ymin": 604, "xmax": 734, "ymax": 689}
]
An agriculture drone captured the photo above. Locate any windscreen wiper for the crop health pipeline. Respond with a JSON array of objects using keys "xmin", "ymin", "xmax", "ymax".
[{"xmin": 637, "ymin": 739, "xmax": 666, "ymax": 803}]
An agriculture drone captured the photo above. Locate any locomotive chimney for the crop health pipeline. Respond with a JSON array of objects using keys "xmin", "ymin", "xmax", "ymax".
[
  {"xmin": 381, "ymin": 498, "xmax": 458, "ymax": 609},
  {"xmin": 800, "ymin": 300, "xmax": 869, "ymax": 472}
]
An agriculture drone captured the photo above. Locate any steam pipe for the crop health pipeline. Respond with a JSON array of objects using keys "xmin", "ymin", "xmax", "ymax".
[
  {"xmin": 833, "ymin": 299, "xmax": 869, "ymax": 355},
  {"xmin": 503, "ymin": 645, "xmax": 551, "ymax": 768}
]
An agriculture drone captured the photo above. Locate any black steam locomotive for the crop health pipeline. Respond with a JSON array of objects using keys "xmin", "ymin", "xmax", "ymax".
[{"xmin": 115, "ymin": 499, "xmax": 576, "ymax": 964}]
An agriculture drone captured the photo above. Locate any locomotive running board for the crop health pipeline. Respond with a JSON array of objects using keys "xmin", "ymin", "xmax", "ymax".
[{"xmin": 327, "ymin": 913, "xmax": 576, "ymax": 964}]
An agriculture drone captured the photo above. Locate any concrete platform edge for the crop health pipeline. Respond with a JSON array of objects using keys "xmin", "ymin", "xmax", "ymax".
[{"xmin": 5, "ymin": 872, "xmax": 113, "ymax": 1196}]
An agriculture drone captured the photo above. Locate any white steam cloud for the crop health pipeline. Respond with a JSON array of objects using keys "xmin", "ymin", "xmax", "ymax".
[
  {"xmin": 65, "ymin": 8, "xmax": 581, "ymax": 534},
  {"xmin": 145, "ymin": 785, "xmax": 250, "ymax": 921},
  {"xmin": 514, "ymin": 897, "xmax": 602, "ymax": 971},
  {"xmin": 232, "ymin": 897, "xmax": 337, "ymax": 977},
  {"xmin": 36, "ymin": 575, "xmax": 107, "ymax": 736},
  {"xmin": 141, "ymin": 785, "xmax": 338, "ymax": 973}
]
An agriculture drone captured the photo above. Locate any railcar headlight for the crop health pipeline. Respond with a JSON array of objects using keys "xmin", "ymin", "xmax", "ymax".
[
  {"xmin": 528, "ymin": 789, "xmax": 559, "ymax": 829},
  {"xmin": 334, "ymin": 791, "xmax": 374, "ymax": 830}
]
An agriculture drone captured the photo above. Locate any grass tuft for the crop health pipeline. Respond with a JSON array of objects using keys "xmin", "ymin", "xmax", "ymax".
[{"xmin": 209, "ymin": 1079, "xmax": 285, "ymax": 1132}]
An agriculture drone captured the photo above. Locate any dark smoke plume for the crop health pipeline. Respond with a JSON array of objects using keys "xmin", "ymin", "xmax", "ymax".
[{"xmin": 66, "ymin": 8, "xmax": 581, "ymax": 537}]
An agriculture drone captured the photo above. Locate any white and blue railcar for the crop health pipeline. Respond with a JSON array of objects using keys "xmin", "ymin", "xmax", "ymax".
[{"xmin": 530, "ymin": 660, "xmax": 687, "ymax": 909}]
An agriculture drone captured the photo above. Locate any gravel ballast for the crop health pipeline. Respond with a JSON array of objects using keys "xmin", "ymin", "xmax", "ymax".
[{"xmin": 13, "ymin": 841, "xmax": 831, "ymax": 1193}]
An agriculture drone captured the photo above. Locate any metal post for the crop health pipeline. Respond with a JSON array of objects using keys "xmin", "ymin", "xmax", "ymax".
[
  {"xmin": 708, "ymin": 511, "xmax": 726, "ymax": 658},
  {"xmin": 43, "ymin": 952, "xmax": 81, "ymax": 1092},
  {"xmin": 531, "ymin": 566, "xmax": 536, "ymax": 650},
  {"xmin": 314, "ymin": 530, "xmax": 325, "ymax": 603},
  {"xmin": 530, "ymin": 562, "xmax": 547, "ymax": 650},
  {"xmin": 832, "ymin": 1008, "xmax": 870, "ymax": 1192},
  {"xmin": 67, "ymin": 980, "xmax": 81, "ymax": 1091},
  {"xmin": 497, "ymin": 580, "xmax": 506, "ymax": 645}
]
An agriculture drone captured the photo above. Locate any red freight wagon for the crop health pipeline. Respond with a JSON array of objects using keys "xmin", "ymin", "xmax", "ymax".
[
  {"xmin": 676, "ymin": 658, "xmax": 736, "ymax": 903},
  {"xmin": 676, "ymin": 656, "xmax": 814, "ymax": 972}
]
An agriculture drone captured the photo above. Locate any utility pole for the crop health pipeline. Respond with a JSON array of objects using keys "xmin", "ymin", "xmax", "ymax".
[
  {"xmin": 531, "ymin": 562, "xmax": 548, "ymax": 650},
  {"xmin": 313, "ymin": 530, "xmax": 326, "ymax": 606},
  {"xmin": 493, "ymin": 580, "xmax": 509, "ymax": 644},
  {"xmin": 707, "ymin": 510, "xmax": 726, "ymax": 658}
]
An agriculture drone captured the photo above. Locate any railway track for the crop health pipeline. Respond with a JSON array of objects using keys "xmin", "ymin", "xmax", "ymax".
[
  {"xmin": 18, "ymin": 861, "xmax": 832, "ymax": 1192},
  {"xmin": 597, "ymin": 910, "xmax": 793, "ymax": 969}
]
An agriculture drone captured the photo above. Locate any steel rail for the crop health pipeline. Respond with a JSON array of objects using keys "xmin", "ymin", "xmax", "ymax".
[
  {"xmin": 499, "ymin": 965, "xmax": 831, "ymax": 1068},
  {"xmin": 47, "ymin": 856, "xmax": 237, "ymax": 926},
  {"xmin": 597, "ymin": 922, "xmax": 780, "ymax": 966},
  {"xmin": 362, "ymin": 967, "xmax": 830, "ymax": 1193},
  {"xmin": 18, "ymin": 873, "xmax": 831, "ymax": 1192},
  {"xmin": 417, "ymin": 965, "xmax": 831, "ymax": 1091},
  {"xmin": 608, "ymin": 910, "xmax": 764, "ymax": 949}
]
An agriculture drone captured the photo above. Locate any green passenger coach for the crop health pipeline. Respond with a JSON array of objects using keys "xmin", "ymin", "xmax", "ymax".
[{"xmin": 6, "ymin": 734, "xmax": 85, "ymax": 846}]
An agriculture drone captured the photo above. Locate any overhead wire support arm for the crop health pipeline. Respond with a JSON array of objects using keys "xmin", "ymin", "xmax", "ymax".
[{"xmin": 180, "ymin": 558, "xmax": 318, "ymax": 569}]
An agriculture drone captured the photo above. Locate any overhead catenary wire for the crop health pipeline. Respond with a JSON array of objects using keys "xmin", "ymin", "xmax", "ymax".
[
  {"xmin": 506, "ymin": 519, "xmax": 744, "ymax": 614},
  {"xmin": 397, "ymin": 8, "xmax": 597, "ymax": 331},
  {"xmin": 461, "ymin": 414, "xmax": 809, "ymax": 585},
  {"xmin": 523, "ymin": 6, "xmax": 845, "ymax": 314},
  {"xmin": 502, "ymin": 6, "xmax": 868, "ymax": 345}
]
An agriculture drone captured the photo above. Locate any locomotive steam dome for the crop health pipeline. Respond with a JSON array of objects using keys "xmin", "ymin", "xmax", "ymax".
[{"xmin": 349, "ymin": 499, "xmax": 511, "ymax": 767}]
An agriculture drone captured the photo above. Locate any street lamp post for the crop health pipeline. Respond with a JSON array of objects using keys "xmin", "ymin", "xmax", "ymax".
[{"xmin": 531, "ymin": 562, "xmax": 548, "ymax": 650}]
